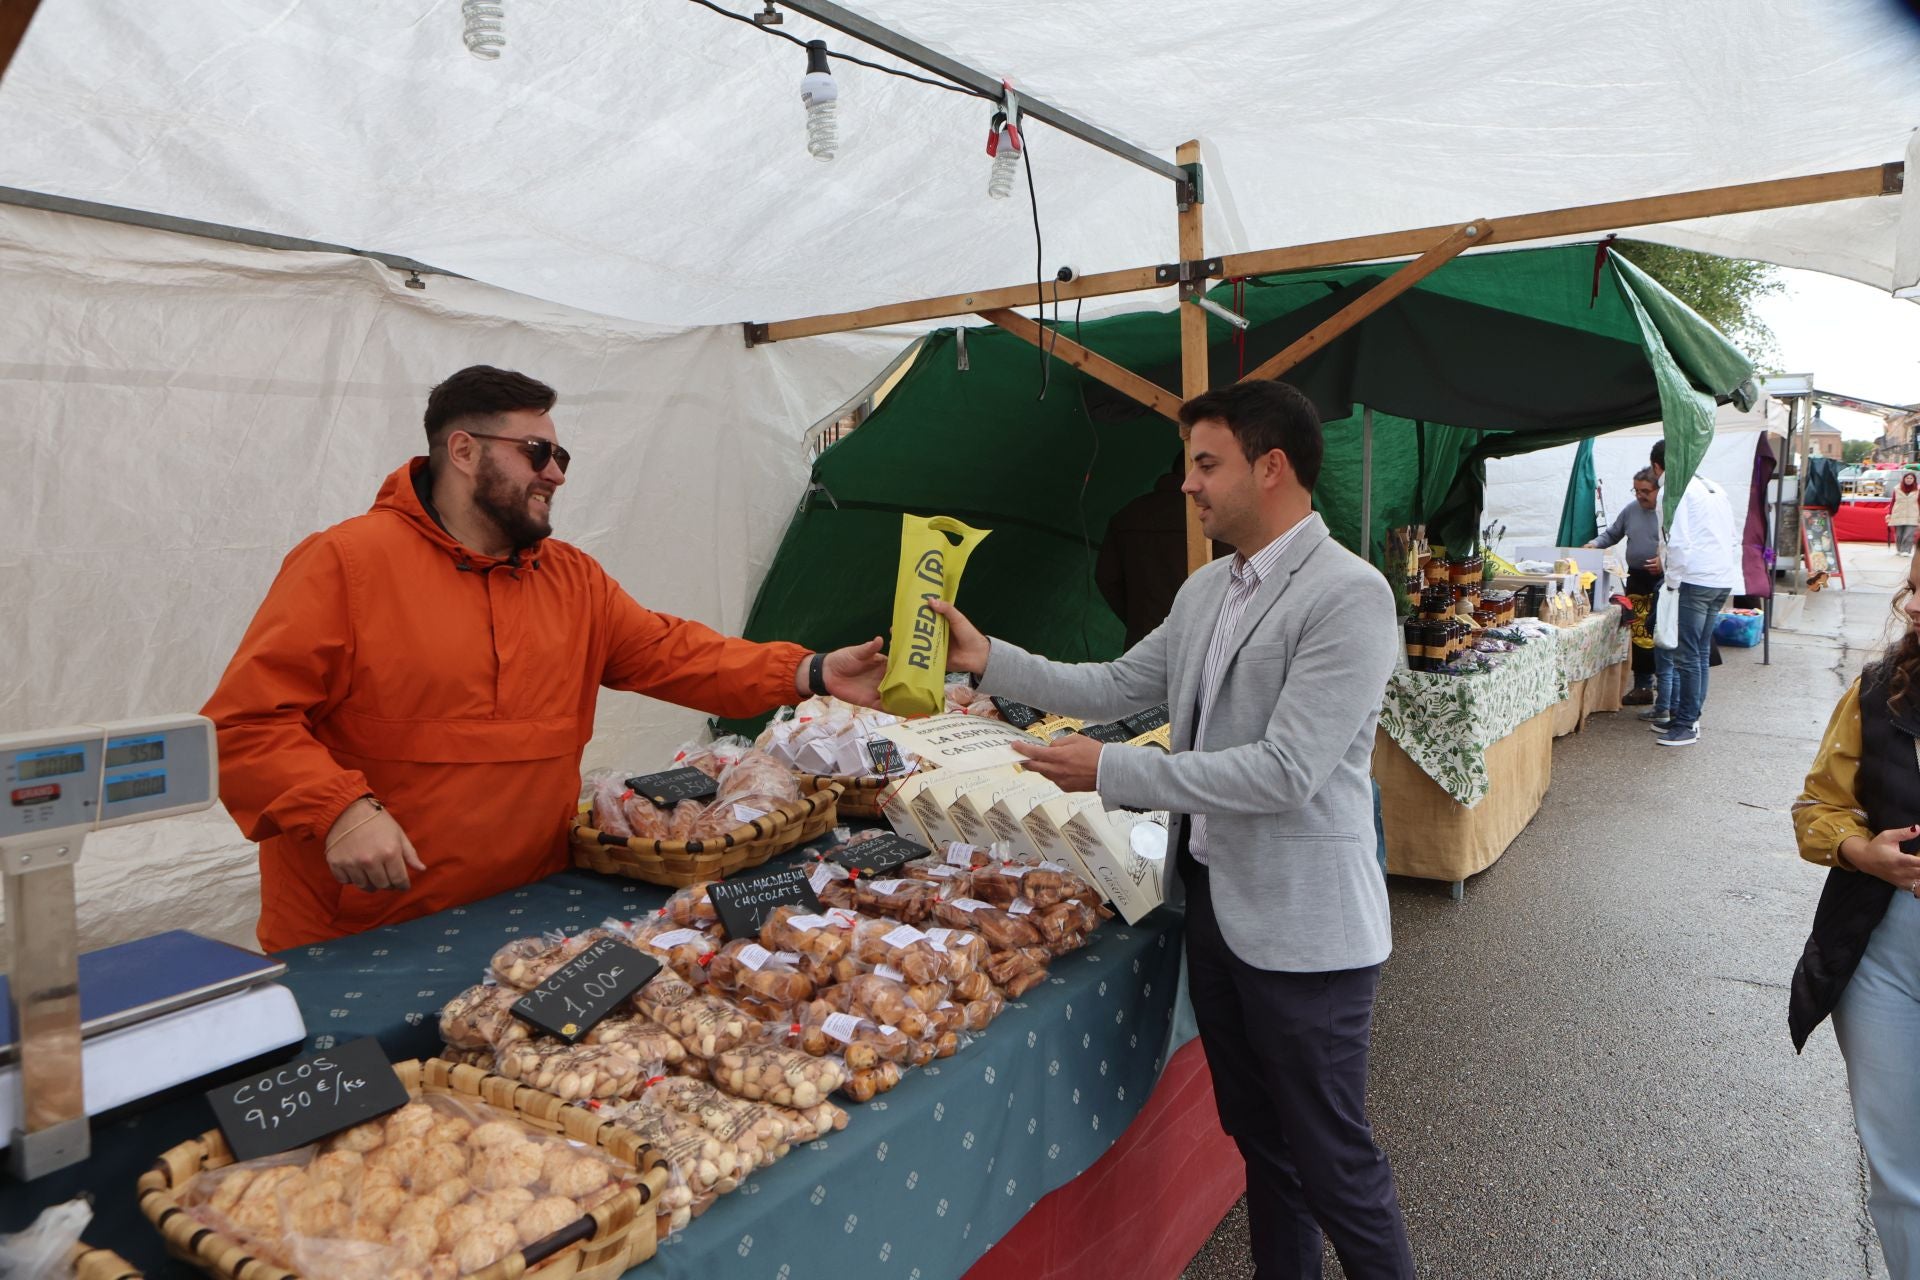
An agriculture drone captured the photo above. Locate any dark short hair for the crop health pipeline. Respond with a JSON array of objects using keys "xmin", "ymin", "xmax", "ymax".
[
  {"xmin": 1633, "ymin": 467, "xmax": 1657, "ymax": 487},
  {"xmin": 1649, "ymin": 438, "xmax": 1666, "ymax": 468},
  {"xmin": 423, "ymin": 366, "xmax": 557, "ymax": 451},
  {"xmin": 1177, "ymin": 380, "xmax": 1324, "ymax": 490}
]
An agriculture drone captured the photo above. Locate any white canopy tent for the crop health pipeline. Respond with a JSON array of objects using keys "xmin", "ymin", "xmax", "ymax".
[{"xmin": 2, "ymin": 0, "xmax": 1917, "ymax": 951}]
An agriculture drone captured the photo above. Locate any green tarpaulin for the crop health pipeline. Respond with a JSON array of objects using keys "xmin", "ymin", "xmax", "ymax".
[
  {"xmin": 1556, "ymin": 438, "xmax": 1599, "ymax": 546},
  {"xmin": 738, "ymin": 243, "xmax": 1754, "ymax": 693}
]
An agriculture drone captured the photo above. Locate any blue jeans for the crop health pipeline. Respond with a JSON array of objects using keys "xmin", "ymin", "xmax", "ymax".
[
  {"xmin": 1835, "ymin": 890, "xmax": 1920, "ymax": 1278},
  {"xmin": 1670, "ymin": 584, "xmax": 1728, "ymax": 730}
]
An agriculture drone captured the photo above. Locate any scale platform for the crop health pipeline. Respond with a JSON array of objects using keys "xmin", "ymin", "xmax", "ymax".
[{"xmin": 0, "ymin": 930, "xmax": 306, "ymax": 1149}]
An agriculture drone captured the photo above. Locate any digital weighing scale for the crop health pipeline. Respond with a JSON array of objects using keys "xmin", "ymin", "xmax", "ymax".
[{"xmin": 2, "ymin": 716, "xmax": 306, "ymax": 1179}]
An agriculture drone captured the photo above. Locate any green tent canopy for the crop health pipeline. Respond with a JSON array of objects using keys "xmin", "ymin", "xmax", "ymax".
[
  {"xmin": 738, "ymin": 243, "xmax": 1754, "ymax": 700},
  {"xmin": 1556, "ymin": 438, "xmax": 1600, "ymax": 546}
]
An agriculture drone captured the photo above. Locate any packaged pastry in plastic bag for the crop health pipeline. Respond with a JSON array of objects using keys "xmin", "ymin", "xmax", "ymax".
[
  {"xmin": 179, "ymin": 1091, "xmax": 635, "ymax": 1279},
  {"xmin": 687, "ymin": 749, "xmax": 803, "ymax": 839},
  {"xmin": 670, "ymin": 735, "xmax": 753, "ymax": 780},
  {"xmin": 922, "ymin": 926, "xmax": 990, "ymax": 979},
  {"xmin": 629, "ymin": 917, "xmax": 719, "ymax": 985},
  {"xmin": 850, "ymin": 876, "xmax": 943, "ymax": 926},
  {"xmin": 711, "ymin": 1042, "xmax": 849, "ymax": 1108},
  {"xmin": 660, "ymin": 884, "xmax": 721, "ymax": 930},
  {"xmin": 493, "ymin": 1040, "xmax": 642, "ymax": 1102},
  {"xmin": 985, "ymin": 946, "xmax": 1050, "ymax": 998},
  {"xmin": 653, "ymin": 994, "xmax": 760, "ymax": 1058},
  {"xmin": 840, "ymin": 1060, "xmax": 904, "ymax": 1103},
  {"xmin": 581, "ymin": 767, "xmax": 635, "ymax": 839},
  {"xmin": 706, "ymin": 938, "xmax": 814, "ymax": 1018},
  {"xmin": 758, "ymin": 905, "xmax": 857, "ymax": 982},
  {"xmin": 1020, "ymin": 860, "xmax": 1101, "ymax": 908},
  {"xmin": 438, "ymin": 983, "xmax": 532, "ymax": 1052},
  {"xmin": 593, "ymin": 1095, "xmax": 738, "ymax": 1200},
  {"xmin": 850, "ymin": 917, "xmax": 946, "ymax": 986},
  {"xmin": 643, "ymin": 1076, "xmax": 789, "ymax": 1172},
  {"xmin": 489, "ymin": 927, "xmax": 623, "ymax": 991},
  {"xmin": 931, "ymin": 895, "xmax": 1044, "ymax": 951},
  {"xmin": 580, "ymin": 1013, "xmax": 686, "ymax": 1069}
]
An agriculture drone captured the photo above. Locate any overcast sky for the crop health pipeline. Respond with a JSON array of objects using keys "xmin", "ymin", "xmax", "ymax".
[{"xmin": 1755, "ymin": 268, "xmax": 1920, "ymax": 440}]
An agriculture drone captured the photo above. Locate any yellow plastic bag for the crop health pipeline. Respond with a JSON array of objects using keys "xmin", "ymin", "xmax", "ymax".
[{"xmin": 880, "ymin": 514, "xmax": 992, "ymax": 716}]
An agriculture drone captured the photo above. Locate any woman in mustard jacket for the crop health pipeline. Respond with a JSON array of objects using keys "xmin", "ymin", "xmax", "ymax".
[{"xmin": 1791, "ymin": 546, "xmax": 1920, "ymax": 1278}]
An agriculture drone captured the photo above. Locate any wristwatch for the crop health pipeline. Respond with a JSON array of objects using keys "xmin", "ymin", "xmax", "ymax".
[{"xmin": 808, "ymin": 651, "xmax": 830, "ymax": 697}]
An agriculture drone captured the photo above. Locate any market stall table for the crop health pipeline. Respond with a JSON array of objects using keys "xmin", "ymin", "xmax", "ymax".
[
  {"xmin": 1, "ymin": 852, "xmax": 1231, "ymax": 1280},
  {"xmin": 1375, "ymin": 625, "xmax": 1567, "ymax": 894},
  {"xmin": 1548, "ymin": 607, "xmax": 1631, "ymax": 738}
]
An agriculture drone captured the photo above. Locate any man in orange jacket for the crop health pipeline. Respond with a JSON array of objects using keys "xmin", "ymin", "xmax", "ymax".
[{"xmin": 203, "ymin": 366, "xmax": 886, "ymax": 952}]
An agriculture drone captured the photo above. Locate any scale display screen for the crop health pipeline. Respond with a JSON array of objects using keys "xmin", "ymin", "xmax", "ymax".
[
  {"xmin": 17, "ymin": 749, "xmax": 85, "ymax": 782},
  {"xmin": 105, "ymin": 737, "xmax": 165, "ymax": 768},
  {"xmin": 105, "ymin": 772, "xmax": 166, "ymax": 804}
]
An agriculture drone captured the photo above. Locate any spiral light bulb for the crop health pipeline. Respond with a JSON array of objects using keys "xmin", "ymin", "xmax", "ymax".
[{"xmin": 799, "ymin": 40, "xmax": 839, "ymax": 162}]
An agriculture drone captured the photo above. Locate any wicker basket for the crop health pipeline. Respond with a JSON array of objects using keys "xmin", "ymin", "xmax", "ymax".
[
  {"xmin": 69, "ymin": 1244, "xmax": 142, "ymax": 1280},
  {"xmin": 794, "ymin": 772, "xmax": 890, "ymax": 821},
  {"xmin": 571, "ymin": 781, "xmax": 842, "ymax": 888},
  {"xmin": 137, "ymin": 1058, "xmax": 666, "ymax": 1280}
]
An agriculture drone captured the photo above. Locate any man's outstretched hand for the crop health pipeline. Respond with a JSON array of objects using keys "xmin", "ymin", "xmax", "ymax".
[
  {"xmin": 1011, "ymin": 733, "xmax": 1103, "ymax": 794},
  {"xmin": 820, "ymin": 637, "xmax": 888, "ymax": 709},
  {"xmin": 929, "ymin": 599, "xmax": 990, "ymax": 676}
]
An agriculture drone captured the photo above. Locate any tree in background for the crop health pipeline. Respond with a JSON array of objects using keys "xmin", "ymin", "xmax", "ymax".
[
  {"xmin": 1616, "ymin": 241, "xmax": 1784, "ymax": 370},
  {"xmin": 1843, "ymin": 438, "xmax": 1877, "ymax": 465}
]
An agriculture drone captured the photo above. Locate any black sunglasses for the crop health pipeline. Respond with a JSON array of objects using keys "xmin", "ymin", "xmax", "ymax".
[{"xmin": 464, "ymin": 431, "xmax": 571, "ymax": 474}]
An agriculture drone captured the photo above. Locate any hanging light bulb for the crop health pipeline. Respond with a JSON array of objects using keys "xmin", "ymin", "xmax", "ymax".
[
  {"xmin": 800, "ymin": 40, "xmax": 839, "ymax": 162},
  {"xmin": 986, "ymin": 108, "xmax": 1023, "ymax": 199},
  {"xmin": 461, "ymin": 0, "xmax": 505, "ymax": 59}
]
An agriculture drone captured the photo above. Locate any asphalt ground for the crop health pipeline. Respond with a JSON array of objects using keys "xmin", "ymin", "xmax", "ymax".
[{"xmin": 1183, "ymin": 552, "xmax": 1908, "ymax": 1280}]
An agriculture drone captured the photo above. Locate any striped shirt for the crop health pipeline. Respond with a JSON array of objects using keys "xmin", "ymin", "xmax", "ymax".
[{"xmin": 1188, "ymin": 518, "xmax": 1311, "ymax": 864}]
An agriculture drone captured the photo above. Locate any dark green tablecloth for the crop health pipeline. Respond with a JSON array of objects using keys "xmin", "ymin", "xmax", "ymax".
[{"xmin": 4, "ymin": 851, "xmax": 1183, "ymax": 1279}]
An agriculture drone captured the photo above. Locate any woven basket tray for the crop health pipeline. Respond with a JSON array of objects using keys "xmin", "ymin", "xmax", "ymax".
[
  {"xmin": 571, "ymin": 781, "xmax": 842, "ymax": 888},
  {"xmin": 794, "ymin": 772, "xmax": 889, "ymax": 821},
  {"xmin": 137, "ymin": 1058, "xmax": 667, "ymax": 1280},
  {"xmin": 69, "ymin": 1244, "xmax": 143, "ymax": 1280}
]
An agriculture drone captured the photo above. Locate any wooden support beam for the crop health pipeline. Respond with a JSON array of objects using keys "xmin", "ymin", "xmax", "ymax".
[
  {"xmin": 751, "ymin": 162, "xmax": 1901, "ymax": 344},
  {"xmin": 1219, "ymin": 163, "xmax": 1899, "ymax": 280},
  {"xmin": 1239, "ymin": 220, "xmax": 1488, "ymax": 384},
  {"xmin": 0, "ymin": 0, "xmax": 45, "ymax": 86},
  {"xmin": 1177, "ymin": 140, "xmax": 1209, "ymax": 577},
  {"xmin": 976, "ymin": 308, "xmax": 1184, "ymax": 421}
]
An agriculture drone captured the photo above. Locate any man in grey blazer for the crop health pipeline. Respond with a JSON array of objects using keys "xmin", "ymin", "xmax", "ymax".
[{"xmin": 935, "ymin": 380, "xmax": 1413, "ymax": 1278}]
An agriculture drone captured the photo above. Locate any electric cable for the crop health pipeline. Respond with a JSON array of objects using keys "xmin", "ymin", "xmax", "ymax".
[{"xmin": 686, "ymin": 0, "xmax": 995, "ymax": 99}]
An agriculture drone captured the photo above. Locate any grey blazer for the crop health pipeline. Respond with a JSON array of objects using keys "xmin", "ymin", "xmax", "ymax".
[{"xmin": 979, "ymin": 512, "xmax": 1397, "ymax": 973}]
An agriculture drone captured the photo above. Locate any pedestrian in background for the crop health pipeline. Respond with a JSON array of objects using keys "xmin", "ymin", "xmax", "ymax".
[{"xmin": 1887, "ymin": 471, "xmax": 1919, "ymax": 555}]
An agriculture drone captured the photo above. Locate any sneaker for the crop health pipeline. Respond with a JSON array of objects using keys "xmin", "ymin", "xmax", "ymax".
[
  {"xmin": 1640, "ymin": 708, "xmax": 1671, "ymax": 726},
  {"xmin": 1657, "ymin": 725, "xmax": 1700, "ymax": 747},
  {"xmin": 1622, "ymin": 688, "xmax": 1655, "ymax": 706}
]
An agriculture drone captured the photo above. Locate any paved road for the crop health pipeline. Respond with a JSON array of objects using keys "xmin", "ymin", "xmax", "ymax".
[{"xmin": 1184, "ymin": 554, "xmax": 1907, "ymax": 1279}]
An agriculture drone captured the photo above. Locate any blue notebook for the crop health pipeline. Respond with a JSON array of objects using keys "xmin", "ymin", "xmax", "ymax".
[{"xmin": 0, "ymin": 929, "xmax": 285, "ymax": 1056}]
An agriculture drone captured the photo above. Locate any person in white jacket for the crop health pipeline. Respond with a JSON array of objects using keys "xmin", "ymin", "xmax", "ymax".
[{"xmin": 1647, "ymin": 439, "xmax": 1741, "ymax": 746}]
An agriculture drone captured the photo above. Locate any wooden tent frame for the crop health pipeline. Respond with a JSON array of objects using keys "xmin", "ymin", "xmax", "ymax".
[{"xmin": 751, "ymin": 157, "xmax": 1906, "ymax": 573}]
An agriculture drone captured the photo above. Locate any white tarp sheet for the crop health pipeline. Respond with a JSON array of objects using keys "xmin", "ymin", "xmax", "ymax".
[
  {"xmin": 0, "ymin": 203, "xmax": 906, "ymax": 954},
  {"xmin": 1, "ymin": 1, "xmax": 1917, "ymax": 328}
]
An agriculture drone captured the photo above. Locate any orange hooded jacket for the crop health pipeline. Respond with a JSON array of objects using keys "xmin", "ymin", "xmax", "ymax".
[{"xmin": 202, "ymin": 460, "xmax": 807, "ymax": 952}]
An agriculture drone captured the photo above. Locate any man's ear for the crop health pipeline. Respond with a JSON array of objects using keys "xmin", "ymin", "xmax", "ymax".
[{"xmin": 1262, "ymin": 447, "xmax": 1293, "ymax": 491}]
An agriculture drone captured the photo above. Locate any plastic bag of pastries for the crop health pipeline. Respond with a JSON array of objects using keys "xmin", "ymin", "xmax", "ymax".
[
  {"xmin": 581, "ymin": 1013, "xmax": 686, "ymax": 1069},
  {"xmin": 840, "ymin": 1061, "xmax": 904, "ymax": 1104},
  {"xmin": 594, "ymin": 1096, "xmax": 739, "ymax": 1199},
  {"xmin": 780, "ymin": 1000, "xmax": 912, "ymax": 1071},
  {"xmin": 582, "ymin": 767, "xmax": 635, "ymax": 839},
  {"xmin": 182, "ymin": 1091, "xmax": 636, "ymax": 1279},
  {"xmin": 1031, "ymin": 897, "xmax": 1102, "ymax": 955},
  {"xmin": 900, "ymin": 853, "xmax": 976, "ymax": 895},
  {"xmin": 711, "ymin": 1041, "xmax": 849, "ymax": 1109},
  {"xmin": 627, "ymin": 966, "xmax": 698, "ymax": 1019},
  {"xmin": 850, "ymin": 916, "xmax": 947, "ymax": 986},
  {"xmin": 850, "ymin": 876, "xmax": 944, "ymax": 925},
  {"xmin": 660, "ymin": 884, "xmax": 721, "ymax": 930},
  {"xmin": 771, "ymin": 1095, "xmax": 849, "ymax": 1143},
  {"xmin": 758, "ymin": 905, "xmax": 857, "ymax": 981},
  {"xmin": 493, "ymin": 1040, "xmax": 643, "ymax": 1103},
  {"xmin": 642, "ymin": 1076, "xmax": 788, "ymax": 1172},
  {"xmin": 629, "ymin": 916, "xmax": 719, "ymax": 986},
  {"xmin": 985, "ymin": 945, "xmax": 1050, "ymax": 998},
  {"xmin": 706, "ymin": 938, "xmax": 814, "ymax": 1019},
  {"xmin": 438, "ymin": 983, "xmax": 531, "ymax": 1052},
  {"xmin": 688, "ymin": 749, "xmax": 803, "ymax": 839},
  {"xmin": 931, "ymin": 895, "xmax": 1044, "ymax": 951},
  {"xmin": 923, "ymin": 926, "xmax": 990, "ymax": 980},
  {"xmin": 670, "ymin": 735, "xmax": 752, "ymax": 781},
  {"xmin": 652, "ymin": 993, "xmax": 760, "ymax": 1059},
  {"xmin": 489, "ymin": 927, "xmax": 624, "ymax": 990},
  {"xmin": 1019, "ymin": 860, "xmax": 1101, "ymax": 909}
]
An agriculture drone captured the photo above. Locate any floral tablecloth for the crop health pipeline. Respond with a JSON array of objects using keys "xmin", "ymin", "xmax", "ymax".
[
  {"xmin": 1378, "ymin": 607, "xmax": 1627, "ymax": 806},
  {"xmin": 1552, "ymin": 606, "xmax": 1629, "ymax": 683}
]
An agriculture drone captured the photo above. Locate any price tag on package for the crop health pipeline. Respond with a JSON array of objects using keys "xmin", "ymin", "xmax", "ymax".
[
  {"xmin": 624, "ymin": 766, "xmax": 720, "ymax": 807},
  {"xmin": 830, "ymin": 832, "xmax": 928, "ymax": 876},
  {"xmin": 708, "ymin": 864, "xmax": 824, "ymax": 940},
  {"xmin": 205, "ymin": 1036, "xmax": 410, "ymax": 1162},
  {"xmin": 512, "ymin": 937, "xmax": 661, "ymax": 1043}
]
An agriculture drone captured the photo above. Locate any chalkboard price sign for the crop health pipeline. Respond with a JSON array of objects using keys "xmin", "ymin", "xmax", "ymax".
[
  {"xmin": 831, "ymin": 832, "xmax": 929, "ymax": 876},
  {"xmin": 991, "ymin": 697, "xmax": 1047, "ymax": 729},
  {"xmin": 1121, "ymin": 705, "xmax": 1171, "ymax": 737},
  {"xmin": 512, "ymin": 938, "xmax": 661, "ymax": 1043},
  {"xmin": 865, "ymin": 737, "xmax": 907, "ymax": 776},
  {"xmin": 623, "ymin": 767, "xmax": 719, "ymax": 808},
  {"xmin": 206, "ymin": 1036, "xmax": 410, "ymax": 1162},
  {"xmin": 1076, "ymin": 720, "xmax": 1134, "ymax": 744},
  {"xmin": 708, "ymin": 864, "xmax": 824, "ymax": 940}
]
